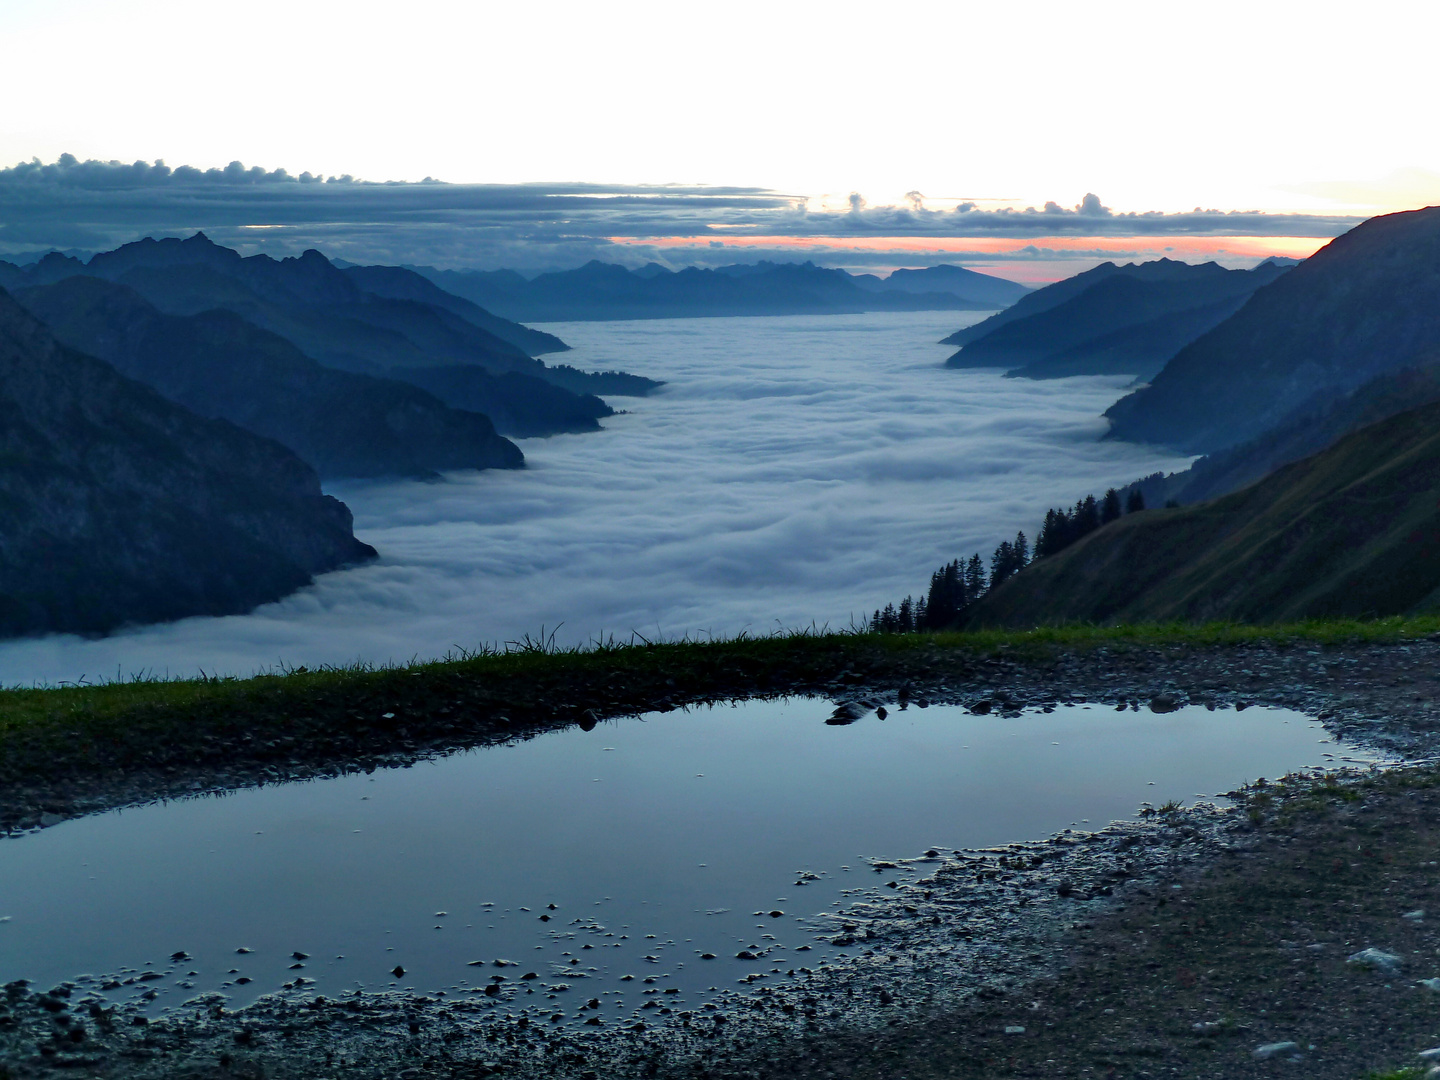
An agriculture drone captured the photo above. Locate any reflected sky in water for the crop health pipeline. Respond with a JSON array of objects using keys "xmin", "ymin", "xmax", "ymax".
[{"xmin": 0, "ymin": 698, "xmax": 1374, "ymax": 1022}]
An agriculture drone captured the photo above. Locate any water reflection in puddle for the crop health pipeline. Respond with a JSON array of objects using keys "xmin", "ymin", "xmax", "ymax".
[{"xmin": 0, "ymin": 699, "xmax": 1378, "ymax": 1019}]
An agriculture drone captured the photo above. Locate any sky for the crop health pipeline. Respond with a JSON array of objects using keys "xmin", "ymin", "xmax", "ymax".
[{"xmin": 3, "ymin": 0, "xmax": 1440, "ymax": 277}]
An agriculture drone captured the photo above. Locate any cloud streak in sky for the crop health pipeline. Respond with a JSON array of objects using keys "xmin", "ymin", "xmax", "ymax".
[{"xmin": 0, "ymin": 155, "xmax": 1365, "ymax": 272}]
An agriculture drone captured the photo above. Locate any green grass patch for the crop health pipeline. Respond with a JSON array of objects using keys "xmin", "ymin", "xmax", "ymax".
[{"xmin": 2, "ymin": 615, "xmax": 1437, "ymax": 736}]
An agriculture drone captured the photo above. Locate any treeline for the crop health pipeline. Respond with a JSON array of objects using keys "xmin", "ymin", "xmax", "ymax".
[{"xmin": 867, "ymin": 485, "xmax": 1146, "ymax": 633}]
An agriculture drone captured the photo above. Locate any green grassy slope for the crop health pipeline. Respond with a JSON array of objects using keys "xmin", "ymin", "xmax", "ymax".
[{"xmin": 969, "ymin": 400, "xmax": 1440, "ymax": 627}]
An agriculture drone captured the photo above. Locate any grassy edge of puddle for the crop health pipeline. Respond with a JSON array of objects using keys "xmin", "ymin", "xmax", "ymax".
[
  {"xmin": 3, "ymin": 616, "xmax": 1440, "ymax": 828},
  {"xmin": 4, "ymin": 614, "xmax": 1440, "ymax": 731}
]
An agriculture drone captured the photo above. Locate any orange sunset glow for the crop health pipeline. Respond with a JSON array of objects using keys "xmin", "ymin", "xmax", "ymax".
[{"xmin": 609, "ymin": 234, "xmax": 1332, "ymax": 283}]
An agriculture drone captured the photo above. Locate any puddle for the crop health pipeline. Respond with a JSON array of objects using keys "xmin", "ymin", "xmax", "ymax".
[{"xmin": 0, "ymin": 698, "xmax": 1379, "ymax": 1023}]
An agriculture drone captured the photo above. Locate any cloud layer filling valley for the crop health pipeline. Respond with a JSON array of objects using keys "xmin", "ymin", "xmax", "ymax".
[{"xmin": 0, "ymin": 312, "xmax": 1193, "ymax": 684}]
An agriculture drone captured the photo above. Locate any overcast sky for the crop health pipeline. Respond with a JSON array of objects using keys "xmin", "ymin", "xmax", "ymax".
[{"xmin": 3, "ymin": 0, "xmax": 1438, "ymax": 274}]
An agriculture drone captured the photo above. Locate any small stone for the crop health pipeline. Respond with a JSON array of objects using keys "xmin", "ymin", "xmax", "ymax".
[
  {"xmin": 1420, "ymin": 979, "xmax": 1440, "ymax": 993},
  {"xmin": 826, "ymin": 701, "xmax": 868, "ymax": 725},
  {"xmin": 875, "ymin": 706, "xmax": 888, "ymax": 720},
  {"xmin": 392, "ymin": 966, "xmax": 405, "ymax": 978},
  {"xmin": 1419, "ymin": 1047, "xmax": 1440, "ymax": 1060},
  {"xmin": 1404, "ymin": 909, "xmax": 1426, "ymax": 921},
  {"xmin": 291, "ymin": 952, "xmax": 309, "ymax": 961},
  {"xmin": 1004, "ymin": 1025, "xmax": 1025, "ymax": 1034},
  {"xmin": 1149, "ymin": 694, "xmax": 1180, "ymax": 713},
  {"xmin": 769, "ymin": 910, "xmax": 784, "ymax": 918},
  {"xmin": 1348, "ymin": 947, "xmax": 1404, "ymax": 974},
  {"xmin": 1253, "ymin": 1041, "xmax": 1300, "ymax": 1060},
  {"xmin": 235, "ymin": 948, "xmax": 253, "ymax": 955}
]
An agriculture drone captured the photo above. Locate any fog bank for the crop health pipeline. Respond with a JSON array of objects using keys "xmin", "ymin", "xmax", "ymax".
[{"xmin": 0, "ymin": 312, "xmax": 1192, "ymax": 685}]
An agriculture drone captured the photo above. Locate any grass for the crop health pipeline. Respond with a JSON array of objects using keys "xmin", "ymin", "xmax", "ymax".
[{"xmin": 3, "ymin": 615, "xmax": 1439, "ymax": 734}]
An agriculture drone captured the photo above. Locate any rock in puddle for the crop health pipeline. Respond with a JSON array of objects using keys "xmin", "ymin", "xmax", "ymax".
[
  {"xmin": 1347, "ymin": 946, "xmax": 1404, "ymax": 973},
  {"xmin": 826, "ymin": 701, "xmax": 869, "ymax": 725},
  {"xmin": 1253, "ymin": 1040, "xmax": 1301, "ymax": 1060}
]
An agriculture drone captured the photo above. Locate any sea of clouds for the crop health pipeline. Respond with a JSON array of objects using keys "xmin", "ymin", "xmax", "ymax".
[{"xmin": 0, "ymin": 312, "xmax": 1194, "ymax": 685}]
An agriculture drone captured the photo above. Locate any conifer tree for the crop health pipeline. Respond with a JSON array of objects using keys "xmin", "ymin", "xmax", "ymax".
[
  {"xmin": 1076, "ymin": 493, "xmax": 1101, "ymax": 537},
  {"xmin": 1101, "ymin": 488, "xmax": 1122, "ymax": 524},
  {"xmin": 924, "ymin": 559, "xmax": 963, "ymax": 628},
  {"xmin": 1125, "ymin": 488, "xmax": 1146, "ymax": 513},
  {"xmin": 964, "ymin": 553, "xmax": 986, "ymax": 601},
  {"xmin": 898, "ymin": 596, "xmax": 914, "ymax": 633},
  {"xmin": 990, "ymin": 540, "xmax": 1018, "ymax": 587}
]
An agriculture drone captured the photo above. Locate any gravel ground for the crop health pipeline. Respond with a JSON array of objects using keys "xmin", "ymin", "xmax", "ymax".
[{"xmin": 5, "ymin": 636, "xmax": 1440, "ymax": 1078}]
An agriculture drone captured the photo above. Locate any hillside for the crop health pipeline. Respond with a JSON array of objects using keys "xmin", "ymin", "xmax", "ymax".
[
  {"xmin": 1105, "ymin": 206, "xmax": 1440, "ymax": 453},
  {"xmin": 339, "ymin": 263, "xmax": 570, "ymax": 356},
  {"xmin": 409, "ymin": 259, "xmax": 1019, "ymax": 321},
  {"xmin": 944, "ymin": 258, "xmax": 1291, "ymax": 378},
  {"xmin": 966, "ymin": 400, "xmax": 1440, "ymax": 627},
  {"xmin": 14, "ymin": 276, "xmax": 526, "ymax": 477},
  {"xmin": 1124, "ymin": 358, "xmax": 1440, "ymax": 509},
  {"xmin": 0, "ymin": 288, "xmax": 375, "ymax": 637}
]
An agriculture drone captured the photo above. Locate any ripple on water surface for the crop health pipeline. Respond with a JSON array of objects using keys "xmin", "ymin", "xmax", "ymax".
[{"xmin": 0, "ymin": 698, "xmax": 1380, "ymax": 1024}]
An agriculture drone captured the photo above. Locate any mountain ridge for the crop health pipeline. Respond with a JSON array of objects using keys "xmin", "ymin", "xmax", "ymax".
[
  {"xmin": 0, "ymin": 287, "xmax": 376, "ymax": 637},
  {"xmin": 1104, "ymin": 207, "xmax": 1440, "ymax": 454},
  {"xmin": 943, "ymin": 258, "xmax": 1293, "ymax": 380},
  {"xmin": 407, "ymin": 259, "xmax": 1025, "ymax": 322},
  {"xmin": 14, "ymin": 276, "xmax": 527, "ymax": 478}
]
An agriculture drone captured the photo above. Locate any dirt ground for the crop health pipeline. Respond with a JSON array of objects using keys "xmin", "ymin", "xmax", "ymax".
[{"xmin": 700, "ymin": 770, "xmax": 1440, "ymax": 1080}]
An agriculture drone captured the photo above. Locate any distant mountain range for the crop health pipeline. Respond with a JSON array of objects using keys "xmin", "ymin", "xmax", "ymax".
[
  {"xmin": 942, "ymin": 257, "xmax": 1295, "ymax": 380},
  {"xmin": 0, "ymin": 235, "xmax": 659, "ymax": 467},
  {"xmin": 0, "ymin": 290, "xmax": 375, "ymax": 637},
  {"xmin": 404, "ymin": 260, "xmax": 1029, "ymax": 322},
  {"xmin": 967, "ymin": 399, "xmax": 1440, "ymax": 626},
  {"xmin": 1105, "ymin": 207, "xmax": 1440, "ymax": 454},
  {"xmin": 14, "ymin": 276, "xmax": 524, "ymax": 479}
]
